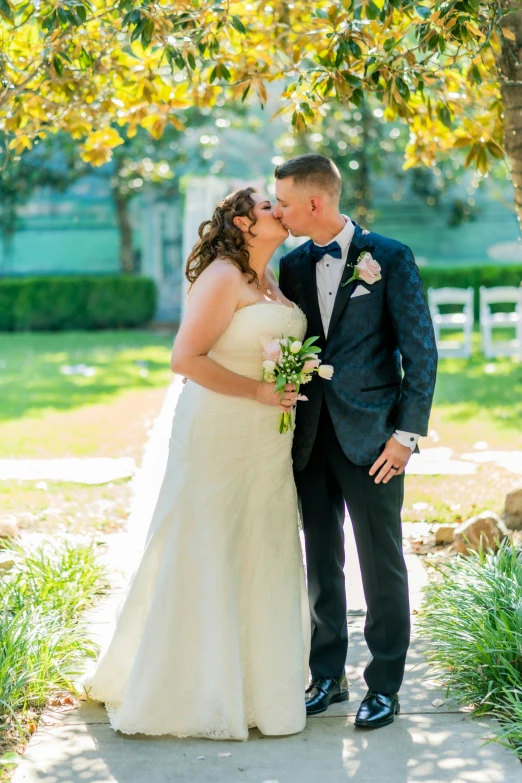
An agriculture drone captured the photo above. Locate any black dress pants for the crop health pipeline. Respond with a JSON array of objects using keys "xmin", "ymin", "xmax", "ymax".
[{"xmin": 294, "ymin": 401, "xmax": 411, "ymax": 694}]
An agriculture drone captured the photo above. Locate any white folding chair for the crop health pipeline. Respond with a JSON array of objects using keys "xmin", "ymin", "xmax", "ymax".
[
  {"xmin": 480, "ymin": 285, "xmax": 522, "ymax": 359},
  {"xmin": 428, "ymin": 287, "xmax": 474, "ymax": 358}
]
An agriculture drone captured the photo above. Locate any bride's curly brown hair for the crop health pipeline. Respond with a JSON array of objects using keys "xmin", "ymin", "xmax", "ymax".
[{"xmin": 185, "ymin": 187, "xmax": 260, "ymax": 286}]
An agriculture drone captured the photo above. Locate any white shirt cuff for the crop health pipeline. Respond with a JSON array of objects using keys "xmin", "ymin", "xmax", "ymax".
[{"xmin": 393, "ymin": 430, "xmax": 419, "ymax": 451}]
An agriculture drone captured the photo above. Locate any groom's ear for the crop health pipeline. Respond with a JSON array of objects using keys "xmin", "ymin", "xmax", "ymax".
[{"xmin": 310, "ymin": 197, "xmax": 322, "ymax": 214}]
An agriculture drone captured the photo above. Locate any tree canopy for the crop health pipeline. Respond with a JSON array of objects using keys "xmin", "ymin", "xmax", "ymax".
[{"xmin": 0, "ymin": 1, "xmax": 518, "ymax": 190}]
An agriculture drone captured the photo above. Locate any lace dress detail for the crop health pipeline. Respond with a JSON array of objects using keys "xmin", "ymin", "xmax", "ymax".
[{"xmin": 80, "ymin": 302, "xmax": 310, "ymax": 740}]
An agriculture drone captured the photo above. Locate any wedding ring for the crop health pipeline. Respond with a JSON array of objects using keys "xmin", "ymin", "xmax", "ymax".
[{"xmin": 390, "ymin": 466, "xmax": 399, "ymax": 471}]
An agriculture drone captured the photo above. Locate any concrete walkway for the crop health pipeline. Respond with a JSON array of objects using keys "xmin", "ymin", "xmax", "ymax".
[{"xmin": 12, "ymin": 378, "xmax": 522, "ymax": 782}]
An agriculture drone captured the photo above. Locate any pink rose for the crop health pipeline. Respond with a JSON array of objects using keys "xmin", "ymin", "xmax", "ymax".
[
  {"xmin": 303, "ymin": 358, "xmax": 319, "ymax": 372},
  {"xmin": 263, "ymin": 339, "xmax": 283, "ymax": 363},
  {"xmin": 356, "ymin": 253, "xmax": 381, "ymax": 285},
  {"xmin": 318, "ymin": 364, "xmax": 334, "ymax": 380}
]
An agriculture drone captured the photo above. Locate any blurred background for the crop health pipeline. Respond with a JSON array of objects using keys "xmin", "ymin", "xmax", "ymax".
[{"xmin": 0, "ymin": 92, "xmax": 521, "ymax": 548}]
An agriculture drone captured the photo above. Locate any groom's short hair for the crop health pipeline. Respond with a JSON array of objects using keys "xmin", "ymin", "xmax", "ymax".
[{"xmin": 274, "ymin": 154, "xmax": 342, "ymax": 200}]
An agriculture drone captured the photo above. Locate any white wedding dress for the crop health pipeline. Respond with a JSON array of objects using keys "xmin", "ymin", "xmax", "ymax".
[{"xmin": 81, "ymin": 301, "xmax": 311, "ymax": 740}]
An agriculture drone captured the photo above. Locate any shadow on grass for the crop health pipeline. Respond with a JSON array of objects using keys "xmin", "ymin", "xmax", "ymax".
[{"xmin": 0, "ymin": 331, "xmax": 173, "ymax": 422}]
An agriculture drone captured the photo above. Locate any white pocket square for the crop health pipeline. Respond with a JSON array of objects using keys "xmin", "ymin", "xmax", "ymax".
[{"xmin": 350, "ymin": 285, "xmax": 371, "ymax": 298}]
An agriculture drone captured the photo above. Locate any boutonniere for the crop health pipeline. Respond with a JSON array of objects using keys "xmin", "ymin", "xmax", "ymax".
[{"xmin": 341, "ymin": 251, "xmax": 382, "ymax": 288}]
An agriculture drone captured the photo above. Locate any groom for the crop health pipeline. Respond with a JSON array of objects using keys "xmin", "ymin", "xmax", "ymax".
[{"xmin": 274, "ymin": 154, "xmax": 437, "ymax": 729}]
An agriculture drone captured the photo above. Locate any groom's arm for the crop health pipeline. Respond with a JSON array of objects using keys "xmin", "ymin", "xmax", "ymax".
[{"xmin": 387, "ymin": 245, "xmax": 438, "ymax": 435}]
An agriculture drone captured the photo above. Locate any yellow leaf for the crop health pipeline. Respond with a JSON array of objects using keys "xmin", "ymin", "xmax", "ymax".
[
  {"xmin": 8, "ymin": 134, "xmax": 33, "ymax": 153},
  {"xmin": 168, "ymin": 115, "xmax": 185, "ymax": 132},
  {"xmin": 453, "ymin": 137, "xmax": 472, "ymax": 149},
  {"xmin": 502, "ymin": 27, "xmax": 516, "ymax": 41}
]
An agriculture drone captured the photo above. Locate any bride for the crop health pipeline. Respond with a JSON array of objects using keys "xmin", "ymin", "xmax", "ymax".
[{"xmin": 81, "ymin": 187, "xmax": 311, "ymax": 740}]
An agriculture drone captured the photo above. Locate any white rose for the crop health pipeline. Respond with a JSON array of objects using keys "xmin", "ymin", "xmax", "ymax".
[
  {"xmin": 318, "ymin": 364, "xmax": 334, "ymax": 380},
  {"xmin": 289, "ymin": 340, "xmax": 302, "ymax": 354},
  {"xmin": 262, "ymin": 360, "xmax": 276, "ymax": 373}
]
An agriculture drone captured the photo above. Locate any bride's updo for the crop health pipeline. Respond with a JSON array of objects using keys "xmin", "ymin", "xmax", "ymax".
[{"xmin": 185, "ymin": 187, "xmax": 260, "ymax": 286}]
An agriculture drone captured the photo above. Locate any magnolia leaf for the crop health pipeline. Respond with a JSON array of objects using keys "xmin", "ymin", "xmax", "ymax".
[
  {"xmin": 0, "ymin": 0, "xmax": 13, "ymax": 23},
  {"xmin": 168, "ymin": 115, "xmax": 185, "ymax": 132},
  {"xmin": 502, "ymin": 27, "xmax": 516, "ymax": 42},
  {"xmin": 231, "ymin": 15, "xmax": 246, "ymax": 34},
  {"xmin": 453, "ymin": 137, "xmax": 472, "ymax": 149}
]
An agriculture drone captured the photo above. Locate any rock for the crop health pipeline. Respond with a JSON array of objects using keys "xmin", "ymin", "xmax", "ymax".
[
  {"xmin": 434, "ymin": 524, "xmax": 457, "ymax": 545},
  {"xmin": 504, "ymin": 488, "xmax": 522, "ymax": 530},
  {"xmin": 454, "ymin": 511, "xmax": 508, "ymax": 555},
  {"xmin": 0, "ymin": 517, "xmax": 19, "ymax": 540},
  {"xmin": 0, "ymin": 552, "xmax": 16, "ymax": 572}
]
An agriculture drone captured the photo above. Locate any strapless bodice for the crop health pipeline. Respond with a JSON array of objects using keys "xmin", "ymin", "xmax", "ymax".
[{"xmin": 208, "ymin": 302, "xmax": 308, "ymax": 380}]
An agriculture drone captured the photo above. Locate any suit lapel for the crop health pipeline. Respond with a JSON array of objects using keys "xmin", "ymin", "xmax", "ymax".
[
  {"xmin": 299, "ymin": 243, "xmax": 326, "ymax": 343},
  {"xmin": 327, "ymin": 225, "xmax": 367, "ymax": 338}
]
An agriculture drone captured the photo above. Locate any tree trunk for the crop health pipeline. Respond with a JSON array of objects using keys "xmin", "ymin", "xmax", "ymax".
[
  {"xmin": 113, "ymin": 189, "xmax": 136, "ymax": 274},
  {"xmin": 496, "ymin": 3, "xmax": 522, "ymax": 233}
]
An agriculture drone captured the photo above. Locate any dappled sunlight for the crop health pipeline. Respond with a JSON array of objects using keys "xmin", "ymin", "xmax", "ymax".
[{"xmin": 0, "ymin": 332, "xmax": 172, "ymax": 423}]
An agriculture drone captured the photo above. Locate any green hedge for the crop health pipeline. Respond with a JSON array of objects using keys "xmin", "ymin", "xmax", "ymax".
[
  {"xmin": 419, "ymin": 265, "xmax": 522, "ymax": 319},
  {"xmin": 0, "ymin": 275, "xmax": 157, "ymax": 331}
]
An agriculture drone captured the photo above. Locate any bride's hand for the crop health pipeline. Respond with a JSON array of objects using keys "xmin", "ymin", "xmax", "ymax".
[{"xmin": 255, "ymin": 382, "xmax": 297, "ymax": 411}]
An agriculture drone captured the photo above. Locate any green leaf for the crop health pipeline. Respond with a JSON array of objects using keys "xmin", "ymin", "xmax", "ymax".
[
  {"xmin": 79, "ymin": 48, "xmax": 93, "ymax": 70},
  {"xmin": 384, "ymin": 37, "xmax": 396, "ymax": 52},
  {"xmin": 130, "ymin": 18, "xmax": 146, "ymax": 43},
  {"xmin": 464, "ymin": 145, "xmax": 478, "ymax": 168},
  {"xmin": 53, "ymin": 55, "xmax": 64, "ymax": 77},
  {"xmin": 348, "ymin": 39, "xmax": 362, "ymax": 58},
  {"xmin": 231, "ymin": 15, "xmax": 246, "ymax": 34},
  {"xmin": 0, "ymin": 0, "xmax": 13, "ymax": 23},
  {"xmin": 187, "ymin": 51, "xmax": 196, "ymax": 70},
  {"xmin": 436, "ymin": 103, "xmax": 452, "ymax": 128},
  {"xmin": 141, "ymin": 18, "xmax": 154, "ymax": 48},
  {"xmin": 209, "ymin": 65, "xmax": 218, "ymax": 83},
  {"xmin": 366, "ymin": 1, "xmax": 380, "ymax": 20},
  {"xmin": 343, "ymin": 71, "xmax": 362, "ymax": 87},
  {"xmin": 486, "ymin": 141, "xmax": 504, "ymax": 160},
  {"xmin": 351, "ymin": 88, "xmax": 364, "ymax": 106},
  {"xmin": 395, "ymin": 76, "xmax": 410, "ymax": 101}
]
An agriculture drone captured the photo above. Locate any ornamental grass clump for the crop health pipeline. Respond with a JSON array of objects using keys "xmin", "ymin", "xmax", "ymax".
[
  {"xmin": 417, "ymin": 540, "xmax": 522, "ymax": 757},
  {"xmin": 0, "ymin": 538, "xmax": 107, "ymax": 745}
]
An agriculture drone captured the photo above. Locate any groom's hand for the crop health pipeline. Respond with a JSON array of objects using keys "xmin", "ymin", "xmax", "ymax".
[{"xmin": 369, "ymin": 437, "xmax": 412, "ymax": 484}]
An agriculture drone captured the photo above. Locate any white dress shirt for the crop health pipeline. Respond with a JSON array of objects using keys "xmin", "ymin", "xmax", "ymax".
[{"xmin": 314, "ymin": 216, "xmax": 419, "ymax": 452}]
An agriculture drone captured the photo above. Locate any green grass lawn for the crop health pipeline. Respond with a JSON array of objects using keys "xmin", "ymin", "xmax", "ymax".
[
  {"xmin": 0, "ymin": 330, "xmax": 520, "ymax": 533},
  {"xmin": 0, "ymin": 331, "xmax": 174, "ymax": 535},
  {"xmin": 404, "ymin": 336, "xmax": 522, "ymax": 524},
  {"xmin": 0, "ymin": 331, "xmax": 173, "ymax": 459}
]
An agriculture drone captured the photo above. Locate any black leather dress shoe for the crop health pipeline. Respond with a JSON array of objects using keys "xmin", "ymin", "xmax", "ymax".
[
  {"xmin": 305, "ymin": 675, "xmax": 349, "ymax": 716},
  {"xmin": 354, "ymin": 690, "xmax": 400, "ymax": 728}
]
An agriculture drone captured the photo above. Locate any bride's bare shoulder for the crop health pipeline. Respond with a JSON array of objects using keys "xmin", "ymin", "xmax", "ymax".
[{"xmin": 192, "ymin": 259, "xmax": 242, "ymax": 289}]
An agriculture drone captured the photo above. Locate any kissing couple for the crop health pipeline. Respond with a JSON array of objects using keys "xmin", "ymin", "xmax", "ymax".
[{"xmin": 82, "ymin": 153, "xmax": 438, "ymax": 739}]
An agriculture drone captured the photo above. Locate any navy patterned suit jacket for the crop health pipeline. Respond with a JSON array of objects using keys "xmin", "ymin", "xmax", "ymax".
[{"xmin": 278, "ymin": 221, "xmax": 438, "ymax": 470}]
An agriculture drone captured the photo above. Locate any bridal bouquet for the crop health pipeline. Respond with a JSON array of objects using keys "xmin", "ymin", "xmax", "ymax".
[{"xmin": 260, "ymin": 334, "xmax": 334, "ymax": 434}]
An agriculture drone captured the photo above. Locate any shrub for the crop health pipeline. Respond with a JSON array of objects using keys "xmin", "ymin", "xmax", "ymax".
[
  {"xmin": 0, "ymin": 538, "xmax": 107, "ymax": 743},
  {"xmin": 0, "ymin": 275, "xmax": 157, "ymax": 332},
  {"xmin": 417, "ymin": 541, "xmax": 522, "ymax": 758}
]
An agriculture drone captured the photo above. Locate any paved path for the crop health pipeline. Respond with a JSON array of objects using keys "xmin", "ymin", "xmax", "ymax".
[{"xmin": 12, "ymin": 377, "xmax": 522, "ymax": 782}]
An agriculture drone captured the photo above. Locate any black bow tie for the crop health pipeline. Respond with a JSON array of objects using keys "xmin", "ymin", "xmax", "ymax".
[{"xmin": 309, "ymin": 240, "xmax": 343, "ymax": 264}]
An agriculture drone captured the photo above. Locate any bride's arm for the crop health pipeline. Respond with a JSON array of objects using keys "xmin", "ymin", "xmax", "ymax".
[{"xmin": 170, "ymin": 262, "xmax": 296, "ymax": 411}]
